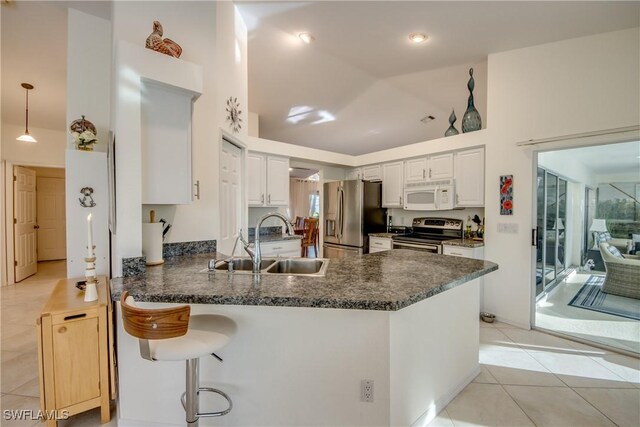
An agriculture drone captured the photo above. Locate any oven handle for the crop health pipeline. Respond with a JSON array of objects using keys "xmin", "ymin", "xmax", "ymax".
[{"xmin": 393, "ymin": 241, "xmax": 440, "ymax": 251}]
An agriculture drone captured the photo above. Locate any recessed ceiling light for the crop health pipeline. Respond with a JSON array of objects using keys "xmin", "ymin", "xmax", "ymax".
[
  {"xmin": 298, "ymin": 32, "xmax": 315, "ymax": 44},
  {"xmin": 409, "ymin": 33, "xmax": 428, "ymax": 44}
]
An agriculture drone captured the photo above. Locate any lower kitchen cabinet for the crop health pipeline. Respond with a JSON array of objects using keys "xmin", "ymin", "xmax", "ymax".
[
  {"xmin": 442, "ymin": 244, "xmax": 484, "ymax": 260},
  {"xmin": 37, "ymin": 277, "xmax": 115, "ymax": 426},
  {"xmin": 369, "ymin": 236, "xmax": 392, "ymax": 253}
]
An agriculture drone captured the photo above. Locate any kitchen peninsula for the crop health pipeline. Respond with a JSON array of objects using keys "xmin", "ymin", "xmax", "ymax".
[{"xmin": 111, "ymin": 249, "xmax": 497, "ymax": 426}]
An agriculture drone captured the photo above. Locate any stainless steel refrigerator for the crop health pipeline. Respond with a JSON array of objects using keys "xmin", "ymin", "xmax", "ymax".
[{"xmin": 323, "ymin": 180, "xmax": 387, "ymax": 258}]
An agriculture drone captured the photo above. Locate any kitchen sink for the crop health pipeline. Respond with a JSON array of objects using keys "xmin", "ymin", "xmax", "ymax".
[
  {"xmin": 265, "ymin": 258, "xmax": 329, "ymax": 276},
  {"xmin": 203, "ymin": 258, "xmax": 276, "ymax": 274}
]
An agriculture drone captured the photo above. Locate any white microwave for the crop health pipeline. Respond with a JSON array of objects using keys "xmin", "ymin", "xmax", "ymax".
[{"xmin": 403, "ymin": 180, "xmax": 455, "ymax": 211}]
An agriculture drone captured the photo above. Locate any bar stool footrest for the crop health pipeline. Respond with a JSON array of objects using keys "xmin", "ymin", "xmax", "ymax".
[{"xmin": 181, "ymin": 387, "xmax": 233, "ymax": 418}]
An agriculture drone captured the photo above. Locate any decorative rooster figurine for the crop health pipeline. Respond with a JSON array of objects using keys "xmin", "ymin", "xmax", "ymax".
[{"xmin": 145, "ymin": 21, "xmax": 182, "ymax": 58}]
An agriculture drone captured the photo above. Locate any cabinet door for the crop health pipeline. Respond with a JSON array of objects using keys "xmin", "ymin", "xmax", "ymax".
[
  {"xmin": 52, "ymin": 318, "xmax": 101, "ymax": 408},
  {"xmin": 266, "ymin": 156, "xmax": 290, "ymax": 206},
  {"xmin": 455, "ymin": 148, "xmax": 485, "ymax": 207},
  {"xmin": 247, "ymin": 153, "xmax": 266, "ymax": 206},
  {"xmin": 362, "ymin": 165, "xmax": 381, "ymax": 181},
  {"xmin": 345, "ymin": 168, "xmax": 361, "ymax": 180},
  {"xmin": 428, "ymin": 153, "xmax": 454, "ymax": 180},
  {"xmin": 141, "ymin": 81, "xmax": 193, "ymax": 204},
  {"xmin": 382, "ymin": 162, "xmax": 404, "ymax": 207},
  {"xmin": 404, "ymin": 158, "xmax": 428, "ymax": 184}
]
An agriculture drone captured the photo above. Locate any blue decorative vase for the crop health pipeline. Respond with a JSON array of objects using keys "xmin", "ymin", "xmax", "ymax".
[
  {"xmin": 461, "ymin": 68, "xmax": 482, "ymax": 133},
  {"xmin": 444, "ymin": 109, "xmax": 459, "ymax": 137}
]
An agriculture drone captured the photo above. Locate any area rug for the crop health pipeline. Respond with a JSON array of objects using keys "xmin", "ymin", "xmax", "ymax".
[{"xmin": 569, "ymin": 275, "xmax": 640, "ymax": 321}]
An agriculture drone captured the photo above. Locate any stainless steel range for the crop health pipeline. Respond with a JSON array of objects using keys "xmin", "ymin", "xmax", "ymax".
[{"xmin": 392, "ymin": 217, "xmax": 463, "ymax": 253}]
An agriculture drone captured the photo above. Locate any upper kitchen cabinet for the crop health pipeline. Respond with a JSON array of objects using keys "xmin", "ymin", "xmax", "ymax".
[
  {"xmin": 362, "ymin": 165, "xmax": 382, "ymax": 181},
  {"xmin": 345, "ymin": 168, "xmax": 362, "ymax": 180},
  {"xmin": 141, "ymin": 80, "xmax": 200, "ymax": 204},
  {"xmin": 404, "ymin": 153, "xmax": 453, "ymax": 184},
  {"xmin": 382, "ymin": 161, "xmax": 404, "ymax": 207},
  {"xmin": 454, "ymin": 147, "xmax": 485, "ymax": 207},
  {"xmin": 248, "ymin": 153, "xmax": 290, "ymax": 207}
]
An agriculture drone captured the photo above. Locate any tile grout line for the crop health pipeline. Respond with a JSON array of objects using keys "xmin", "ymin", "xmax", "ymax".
[
  {"xmin": 569, "ymin": 386, "xmax": 624, "ymax": 427},
  {"xmin": 496, "ymin": 383, "xmax": 539, "ymax": 427}
]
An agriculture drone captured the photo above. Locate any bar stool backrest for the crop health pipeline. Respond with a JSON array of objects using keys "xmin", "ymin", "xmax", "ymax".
[{"xmin": 120, "ymin": 291, "xmax": 191, "ymax": 340}]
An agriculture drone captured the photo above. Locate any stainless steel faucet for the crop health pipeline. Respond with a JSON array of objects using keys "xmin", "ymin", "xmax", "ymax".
[
  {"xmin": 242, "ymin": 212, "xmax": 294, "ymax": 273},
  {"xmin": 209, "ymin": 230, "xmax": 244, "ymax": 273}
]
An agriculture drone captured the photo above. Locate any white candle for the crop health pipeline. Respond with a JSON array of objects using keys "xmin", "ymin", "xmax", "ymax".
[{"xmin": 87, "ymin": 213, "xmax": 94, "ymax": 257}]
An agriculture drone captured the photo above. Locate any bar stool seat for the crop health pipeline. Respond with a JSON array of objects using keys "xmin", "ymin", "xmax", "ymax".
[
  {"xmin": 147, "ymin": 314, "xmax": 235, "ymax": 361},
  {"xmin": 120, "ymin": 292, "xmax": 236, "ymax": 426}
]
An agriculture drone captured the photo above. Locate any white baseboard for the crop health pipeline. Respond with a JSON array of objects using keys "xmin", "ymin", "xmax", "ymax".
[
  {"xmin": 494, "ymin": 315, "xmax": 531, "ymax": 330},
  {"xmin": 410, "ymin": 365, "xmax": 481, "ymax": 427}
]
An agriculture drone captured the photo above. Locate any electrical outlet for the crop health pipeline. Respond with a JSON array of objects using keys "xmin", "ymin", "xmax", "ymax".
[{"xmin": 361, "ymin": 379, "xmax": 374, "ymax": 403}]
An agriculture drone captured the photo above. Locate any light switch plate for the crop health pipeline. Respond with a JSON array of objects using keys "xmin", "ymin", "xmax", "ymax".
[{"xmin": 497, "ymin": 223, "xmax": 519, "ymax": 234}]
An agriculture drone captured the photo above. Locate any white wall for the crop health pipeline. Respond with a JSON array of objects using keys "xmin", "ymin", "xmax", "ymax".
[
  {"xmin": 482, "ymin": 27, "xmax": 640, "ymax": 327},
  {"xmin": 248, "ymin": 111, "xmax": 259, "ymax": 137},
  {"xmin": 66, "ymin": 8, "xmax": 111, "ymax": 153}
]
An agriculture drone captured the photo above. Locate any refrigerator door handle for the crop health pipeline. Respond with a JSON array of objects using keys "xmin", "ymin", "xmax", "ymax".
[{"xmin": 338, "ymin": 187, "xmax": 345, "ymax": 240}]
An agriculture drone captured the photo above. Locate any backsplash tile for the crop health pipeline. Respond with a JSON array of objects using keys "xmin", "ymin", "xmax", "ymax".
[{"xmin": 163, "ymin": 240, "xmax": 217, "ymax": 258}]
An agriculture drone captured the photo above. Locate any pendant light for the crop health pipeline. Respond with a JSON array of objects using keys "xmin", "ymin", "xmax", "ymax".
[{"xmin": 16, "ymin": 83, "xmax": 37, "ymax": 143}]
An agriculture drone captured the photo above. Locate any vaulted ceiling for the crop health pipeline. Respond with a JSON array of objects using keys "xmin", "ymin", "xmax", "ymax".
[{"xmin": 239, "ymin": 1, "xmax": 640, "ymax": 155}]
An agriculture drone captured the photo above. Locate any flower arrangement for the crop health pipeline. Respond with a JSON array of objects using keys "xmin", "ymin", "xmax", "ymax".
[
  {"xmin": 69, "ymin": 115, "xmax": 98, "ymax": 151},
  {"xmin": 72, "ymin": 130, "xmax": 98, "ymax": 150}
]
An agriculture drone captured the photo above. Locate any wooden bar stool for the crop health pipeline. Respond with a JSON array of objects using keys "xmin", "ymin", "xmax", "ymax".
[{"xmin": 120, "ymin": 292, "xmax": 236, "ymax": 426}]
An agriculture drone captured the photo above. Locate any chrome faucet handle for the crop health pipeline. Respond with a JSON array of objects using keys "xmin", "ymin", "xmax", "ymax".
[{"xmin": 208, "ymin": 259, "xmax": 217, "ymax": 271}]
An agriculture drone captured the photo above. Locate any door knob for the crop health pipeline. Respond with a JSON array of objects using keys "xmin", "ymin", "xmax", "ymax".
[{"xmin": 34, "ymin": 225, "xmax": 40, "ymax": 229}]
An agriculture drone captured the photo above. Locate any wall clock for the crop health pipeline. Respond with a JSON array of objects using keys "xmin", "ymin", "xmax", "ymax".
[{"xmin": 225, "ymin": 96, "xmax": 242, "ymax": 133}]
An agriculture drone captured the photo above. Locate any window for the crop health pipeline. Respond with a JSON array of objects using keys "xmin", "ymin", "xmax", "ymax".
[
  {"xmin": 309, "ymin": 191, "xmax": 320, "ymax": 218},
  {"xmin": 596, "ymin": 182, "xmax": 640, "ymax": 238}
]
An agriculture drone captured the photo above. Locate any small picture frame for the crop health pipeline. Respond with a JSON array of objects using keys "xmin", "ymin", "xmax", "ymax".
[{"xmin": 500, "ymin": 175, "xmax": 513, "ymax": 215}]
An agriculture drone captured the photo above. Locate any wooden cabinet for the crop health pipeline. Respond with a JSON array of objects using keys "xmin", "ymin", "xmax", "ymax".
[
  {"xmin": 382, "ymin": 162, "xmax": 404, "ymax": 208},
  {"xmin": 248, "ymin": 153, "xmax": 289, "ymax": 207},
  {"xmin": 362, "ymin": 165, "xmax": 382, "ymax": 181},
  {"xmin": 443, "ymin": 245, "xmax": 484, "ymax": 260},
  {"xmin": 454, "ymin": 148, "xmax": 485, "ymax": 207},
  {"xmin": 369, "ymin": 236, "xmax": 392, "ymax": 253},
  {"xmin": 404, "ymin": 153, "xmax": 454, "ymax": 184},
  {"xmin": 141, "ymin": 81, "xmax": 196, "ymax": 205},
  {"xmin": 257, "ymin": 239, "xmax": 301, "ymax": 257},
  {"xmin": 37, "ymin": 277, "xmax": 114, "ymax": 426},
  {"xmin": 345, "ymin": 168, "xmax": 362, "ymax": 180}
]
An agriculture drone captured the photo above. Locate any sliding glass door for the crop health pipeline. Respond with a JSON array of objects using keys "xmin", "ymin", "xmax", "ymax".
[{"xmin": 536, "ymin": 167, "xmax": 567, "ymax": 297}]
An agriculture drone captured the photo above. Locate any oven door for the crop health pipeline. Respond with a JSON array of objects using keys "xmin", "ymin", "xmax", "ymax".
[{"xmin": 392, "ymin": 240, "xmax": 441, "ymax": 254}]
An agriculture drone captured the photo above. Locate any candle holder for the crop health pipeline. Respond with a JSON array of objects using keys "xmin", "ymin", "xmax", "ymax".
[{"xmin": 84, "ymin": 246, "xmax": 98, "ymax": 302}]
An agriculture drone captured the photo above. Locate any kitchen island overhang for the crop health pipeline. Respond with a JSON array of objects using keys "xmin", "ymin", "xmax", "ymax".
[{"xmin": 111, "ymin": 250, "xmax": 497, "ymax": 426}]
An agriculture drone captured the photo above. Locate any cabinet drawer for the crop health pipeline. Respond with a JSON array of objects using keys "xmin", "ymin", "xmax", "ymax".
[
  {"xmin": 443, "ymin": 246, "xmax": 473, "ymax": 258},
  {"xmin": 259, "ymin": 240, "xmax": 301, "ymax": 257},
  {"xmin": 52, "ymin": 308, "xmax": 99, "ymax": 325},
  {"xmin": 369, "ymin": 237, "xmax": 392, "ymax": 250}
]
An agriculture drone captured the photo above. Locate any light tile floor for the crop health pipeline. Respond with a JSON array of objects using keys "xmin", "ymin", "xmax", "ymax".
[
  {"xmin": 2, "ymin": 262, "xmax": 639, "ymax": 426},
  {"xmin": 1, "ymin": 261, "xmax": 116, "ymax": 427},
  {"xmin": 536, "ymin": 271, "xmax": 640, "ymax": 354},
  {"xmin": 429, "ymin": 320, "xmax": 640, "ymax": 427}
]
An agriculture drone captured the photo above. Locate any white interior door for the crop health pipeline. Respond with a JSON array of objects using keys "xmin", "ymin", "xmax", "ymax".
[
  {"xmin": 36, "ymin": 177, "xmax": 67, "ymax": 261},
  {"xmin": 14, "ymin": 166, "xmax": 37, "ymax": 281},
  {"xmin": 219, "ymin": 139, "xmax": 243, "ymax": 256}
]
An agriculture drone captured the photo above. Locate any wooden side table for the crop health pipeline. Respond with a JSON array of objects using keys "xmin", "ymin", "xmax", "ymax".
[{"xmin": 36, "ymin": 276, "xmax": 115, "ymax": 426}]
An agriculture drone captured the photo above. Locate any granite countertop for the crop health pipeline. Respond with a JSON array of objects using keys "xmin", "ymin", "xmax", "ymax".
[
  {"xmin": 442, "ymin": 239, "xmax": 485, "ymax": 248},
  {"xmin": 368, "ymin": 233, "xmax": 397, "ymax": 238},
  {"xmin": 110, "ymin": 250, "xmax": 497, "ymax": 311}
]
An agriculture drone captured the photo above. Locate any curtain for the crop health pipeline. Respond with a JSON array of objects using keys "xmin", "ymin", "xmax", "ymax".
[{"xmin": 289, "ymin": 179, "xmax": 319, "ymax": 220}]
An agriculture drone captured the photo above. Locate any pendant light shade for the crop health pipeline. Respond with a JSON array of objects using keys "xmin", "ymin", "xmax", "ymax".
[{"xmin": 17, "ymin": 83, "xmax": 37, "ymax": 143}]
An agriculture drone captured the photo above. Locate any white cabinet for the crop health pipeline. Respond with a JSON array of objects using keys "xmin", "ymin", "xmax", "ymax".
[
  {"xmin": 345, "ymin": 168, "xmax": 362, "ymax": 180},
  {"xmin": 266, "ymin": 156, "xmax": 289, "ymax": 206},
  {"xmin": 369, "ymin": 236, "xmax": 392, "ymax": 253},
  {"xmin": 404, "ymin": 153, "xmax": 453, "ymax": 184},
  {"xmin": 247, "ymin": 153, "xmax": 266, "ymax": 206},
  {"xmin": 382, "ymin": 161, "xmax": 404, "ymax": 208},
  {"xmin": 257, "ymin": 239, "xmax": 300, "ymax": 257},
  {"xmin": 247, "ymin": 153, "xmax": 289, "ymax": 207},
  {"xmin": 429, "ymin": 153, "xmax": 454, "ymax": 180},
  {"xmin": 405, "ymin": 158, "xmax": 428, "ymax": 184},
  {"xmin": 443, "ymin": 245, "xmax": 484, "ymax": 260},
  {"xmin": 141, "ymin": 81, "xmax": 195, "ymax": 204},
  {"xmin": 362, "ymin": 165, "xmax": 382, "ymax": 181},
  {"xmin": 454, "ymin": 148, "xmax": 485, "ymax": 207}
]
